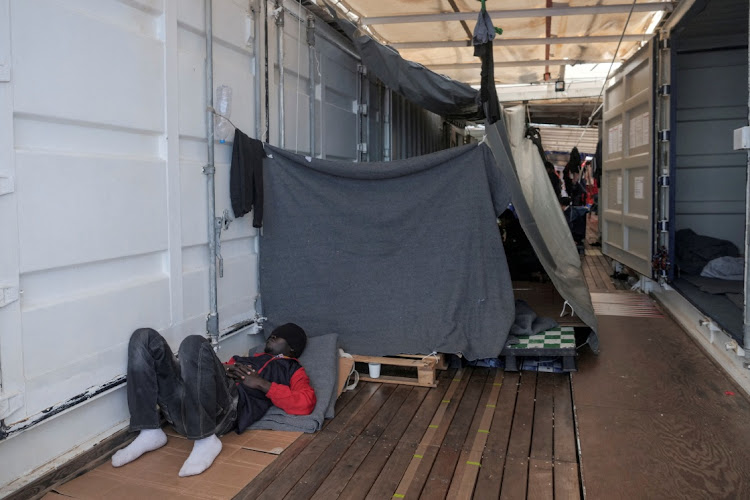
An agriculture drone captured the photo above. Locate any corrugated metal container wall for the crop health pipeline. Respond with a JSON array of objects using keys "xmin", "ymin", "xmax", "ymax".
[{"xmin": 390, "ymin": 92, "xmax": 451, "ymax": 160}]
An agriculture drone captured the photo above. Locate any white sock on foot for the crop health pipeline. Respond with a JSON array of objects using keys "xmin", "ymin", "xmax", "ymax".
[
  {"xmin": 111, "ymin": 428, "xmax": 168, "ymax": 467},
  {"xmin": 178, "ymin": 435, "xmax": 223, "ymax": 477}
]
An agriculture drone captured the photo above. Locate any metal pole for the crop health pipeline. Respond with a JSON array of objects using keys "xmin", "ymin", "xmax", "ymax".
[
  {"xmin": 204, "ymin": 0, "xmax": 219, "ymax": 344},
  {"xmin": 253, "ymin": 0, "xmax": 262, "ymax": 139},
  {"xmin": 383, "ymin": 87, "xmax": 391, "ymax": 162},
  {"xmin": 743, "ymin": 7, "xmax": 750, "ymax": 352},
  {"xmin": 275, "ymin": 0, "xmax": 284, "ymax": 148},
  {"xmin": 307, "ymin": 15, "xmax": 315, "ymax": 157}
]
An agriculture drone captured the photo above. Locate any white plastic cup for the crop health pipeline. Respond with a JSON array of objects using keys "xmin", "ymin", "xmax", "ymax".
[{"xmin": 368, "ymin": 363, "xmax": 381, "ymax": 379}]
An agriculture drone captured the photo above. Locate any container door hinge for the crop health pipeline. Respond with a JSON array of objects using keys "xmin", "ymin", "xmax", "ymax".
[
  {"xmin": 356, "ymin": 143, "xmax": 368, "ymax": 153},
  {"xmin": 358, "ymin": 103, "xmax": 368, "ymax": 115},
  {"xmin": 658, "ymin": 130, "xmax": 670, "ymax": 142},
  {"xmin": 659, "ymin": 38, "xmax": 671, "ymax": 50},
  {"xmin": 0, "ymin": 174, "xmax": 14, "ymax": 196},
  {"xmin": 658, "ymin": 174, "xmax": 670, "ymax": 187},
  {"xmin": 658, "ymin": 84, "xmax": 671, "ymax": 96},
  {"xmin": 357, "ymin": 64, "xmax": 367, "ymax": 76},
  {"xmin": 0, "ymin": 286, "xmax": 19, "ymax": 308},
  {"xmin": 658, "ymin": 220, "xmax": 669, "ymax": 232}
]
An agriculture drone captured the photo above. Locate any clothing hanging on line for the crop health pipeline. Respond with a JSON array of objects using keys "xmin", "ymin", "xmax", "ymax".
[{"xmin": 230, "ymin": 128, "xmax": 265, "ymax": 228}]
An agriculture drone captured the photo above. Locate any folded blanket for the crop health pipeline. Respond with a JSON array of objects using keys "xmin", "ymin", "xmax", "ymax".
[
  {"xmin": 701, "ymin": 256, "xmax": 744, "ymax": 281},
  {"xmin": 682, "ymin": 274, "xmax": 744, "ymax": 295},
  {"xmin": 248, "ymin": 333, "xmax": 338, "ymax": 433},
  {"xmin": 510, "ymin": 299, "xmax": 558, "ymax": 336}
]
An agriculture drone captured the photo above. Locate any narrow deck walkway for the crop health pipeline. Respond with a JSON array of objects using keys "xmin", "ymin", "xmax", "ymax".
[
  {"xmin": 236, "ymin": 368, "xmax": 580, "ymax": 500},
  {"xmin": 37, "ymin": 230, "xmax": 750, "ymax": 499}
]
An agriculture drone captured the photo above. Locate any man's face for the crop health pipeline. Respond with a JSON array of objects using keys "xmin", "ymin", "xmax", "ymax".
[{"xmin": 264, "ymin": 334, "xmax": 292, "ymax": 356}]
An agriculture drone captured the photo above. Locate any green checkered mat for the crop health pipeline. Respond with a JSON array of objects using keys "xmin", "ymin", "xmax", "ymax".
[{"xmin": 507, "ymin": 327, "xmax": 576, "ymax": 350}]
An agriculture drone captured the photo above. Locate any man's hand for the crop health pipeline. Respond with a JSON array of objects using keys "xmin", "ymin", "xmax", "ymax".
[
  {"xmin": 224, "ymin": 363, "xmax": 248, "ymax": 382},
  {"xmin": 224, "ymin": 363, "xmax": 272, "ymax": 393}
]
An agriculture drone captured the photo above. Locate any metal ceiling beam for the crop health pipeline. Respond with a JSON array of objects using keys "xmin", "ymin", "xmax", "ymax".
[
  {"xmin": 390, "ymin": 34, "xmax": 651, "ymax": 50},
  {"xmin": 361, "ymin": 3, "xmax": 674, "ymax": 25},
  {"xmin": 430, "ymin": 59, "xmax": 612, "ymax": 70}
]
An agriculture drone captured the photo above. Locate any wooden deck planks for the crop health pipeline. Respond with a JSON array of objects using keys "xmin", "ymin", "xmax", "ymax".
[
  {"xmin": 530, "ymin": 373, "xmax": 555, "ymax": 461},
  {"xmin": 527, "ymin": 459, "xmax": 554, "ymax": 500},
  {"xmin": 474, "ymin": 372, "xmax": 519, "ymax": 499},
  {"xmin": 391, "ymin": 370, "xmax": 472, "ymax": 499},
  {"xmin": 419, "ymin": 369, "xmax": 489, "ymax": 499},
  {"xmin": 280, "ymin": 384, "xmax": 398, "ymax": 499},
  {"xmin": 336, "ymin": 386, "xmax": 430, "ymax": 500},
  {"xmin": 552, "ymin": 375, "xmax": 577, "ymax": 464},
  {"xmin": 241, "ymin": 367, "xmax": 584, "ymax": 500},
  {"xmin": 553, "ymin": 461, "xmax": 581, "ymax": 500},
  {"xmin": 309, "ymin": 385, "xmax": 413, "ymax": 500},
  {"xmin": 506, "ymin": 371, "xmax": 537, "ymax": 459},
  {"xmin": 362, "ymin": 370, "xmax": 456, "ymax": 499},
  {"xmin": 446, "ymin": 370, "xmax": 505, "ymax": 500}
]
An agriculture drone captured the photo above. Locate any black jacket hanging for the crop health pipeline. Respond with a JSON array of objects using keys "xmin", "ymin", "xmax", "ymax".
[{"xmin": 230, "ymin": 128, "xmax": 265, "ymax": 228}]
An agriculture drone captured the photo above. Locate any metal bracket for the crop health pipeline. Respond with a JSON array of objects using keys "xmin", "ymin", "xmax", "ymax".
[
  {"xmin": 214, "ymin": 209, "xmax": 233, "ymax": 278},
  {"xmin": 0, "ymin": 286, "xmax": 19, "ymax": 308},
  {"xmin": 357, "ymin": 64, "xmax": 367, "ymax": 76},
  {"xmin": 220, "ymin": 208, "xmax": 233, "ymax": 231},
  {"xmin": 658, "ymin": 174, "xmax": 670, "ymax": 187},
  {"xmin": 658, "ymin": 219, "xmax": 669, "ymax": 232},
  {"xmin": 659, "ymin": 38, "xmax": 671, "ymax": 50},
  {"xmin": 202, "ymin": 165, "xmax": 215, "ymax": 175},
  {"xmin": 306, "ymin": 15, "xmax": 316, "ymax": 46},
  {"xmin": 356, "ymin": 143, "xmax": 368, "ymax": 154},
  {"xmin": 658, "ymin": 84, "xmax": 671, "ymax": 96},
  {"xmin": 358, "ymin": 103, "xmax": 368, "ymax": 116},
  {"xmin": 658, "ymin": 130, "xmax": 670, "ymax": 142}
]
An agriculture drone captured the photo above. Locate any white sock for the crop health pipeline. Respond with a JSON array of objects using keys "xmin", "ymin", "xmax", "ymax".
[
  {"xmin": 111, "ymin": 428, "xmax": 168, "ymax": 467},
  {"xmin": 178, "ymin": 435, "xmax": 223, "ymax": 477}
]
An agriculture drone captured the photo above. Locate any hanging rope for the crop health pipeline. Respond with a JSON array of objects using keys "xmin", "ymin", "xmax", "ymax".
[{"xmin": 575, "ymin": 0, "xmax": 638, "ymax": 148}]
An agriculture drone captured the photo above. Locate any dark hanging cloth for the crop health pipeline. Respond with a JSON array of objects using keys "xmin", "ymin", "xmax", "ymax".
[
  {"xmin": 230, "ymin": 128, "xmax": 265, "ymax": 228},
  {"xmin": 473, "ymin": 9, "xmax": 500, "ymax": 124},
  {"xmin": 563, "ymin": 147, "xmax": 585, "ymax": 206},
  {"xmin": 594, "ymin": 139, "xmax": 602, "ymax": 184},
  {"xmin": 526, "ymin": 126, "xmax": 547, "ymax": 165}
]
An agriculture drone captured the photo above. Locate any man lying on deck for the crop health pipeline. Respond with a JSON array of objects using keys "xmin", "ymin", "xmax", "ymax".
[{"xmin": 111, "ymin": 323, "xmax": 316, "ymax": 476}]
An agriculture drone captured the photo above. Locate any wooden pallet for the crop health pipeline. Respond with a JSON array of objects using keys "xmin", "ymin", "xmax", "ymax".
[
  {"xmin": 394, "ymin": 353, "xmax": 449, "ymax": 370},
  {"xmin": 351, "ymin": 354, "xmax": 440, "ymax": 387}
]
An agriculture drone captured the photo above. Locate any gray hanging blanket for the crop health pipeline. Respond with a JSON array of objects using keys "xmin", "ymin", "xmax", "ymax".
[{"xmin": 259, "ymin": 143, "xmax": 515, "ymax": 361}]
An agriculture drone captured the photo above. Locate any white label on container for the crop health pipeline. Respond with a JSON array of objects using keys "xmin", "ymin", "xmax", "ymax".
[
  {"xmin": 608, "ymin": 124, "xmax": 623, "ymax": 154},
  {"xmin": 634, "ymin": 176, "xmax": 644, "ymax": 199},
  {"xmin": 617, "ymin": 176, "xmax": 623, "ymax": 205}
]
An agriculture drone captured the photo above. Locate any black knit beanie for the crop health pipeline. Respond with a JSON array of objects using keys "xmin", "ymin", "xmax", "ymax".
[{"xmin": 272, "ymin": 323, "xmax": 307, "ymax": 356}]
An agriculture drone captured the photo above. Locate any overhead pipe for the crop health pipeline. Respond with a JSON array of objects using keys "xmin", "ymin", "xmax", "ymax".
[
  {"xmin": 390, "ymin": 34, "xmax": 651, "ymax": 50},
  {"xmin": 361, "ymin": 3, "xmax": 674, "ymax": 25},
  {"xmin": 275, "ymin": 0, "xmax": 285, "ymax": 148},
  {"xmin": 203, "ymin": 0, "xmax": 219, "ymax": 344}
]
